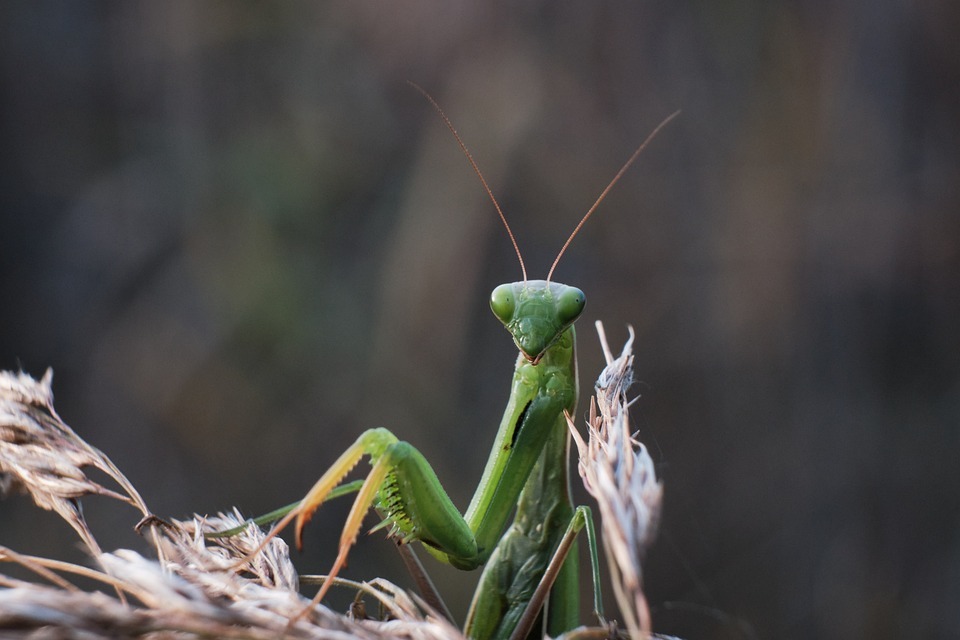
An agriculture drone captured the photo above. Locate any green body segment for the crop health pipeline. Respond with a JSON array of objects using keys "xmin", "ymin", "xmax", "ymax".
[
  {"xmin": 462, "ymin": 323, "xmax": 580, "ymax": 639},
  {"xmin": 417, "ymin": 282, "xmax": 580, "ymax": 554},
  {"xmin": 381, "ymin": 441, "xmax": 479, "ymax": 561},
  {"xmin": 306, "ymin": 281, "xmax": 586, "ymax": 639},
  {"xmin": 400, "ymin": 281, "xmax": 583, "ymax": 638}
]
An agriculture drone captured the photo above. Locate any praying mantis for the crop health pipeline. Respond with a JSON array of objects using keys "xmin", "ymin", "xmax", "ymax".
[{"xmin": 240, "ymin": 87, "xmax": 676, "ymax": 639}]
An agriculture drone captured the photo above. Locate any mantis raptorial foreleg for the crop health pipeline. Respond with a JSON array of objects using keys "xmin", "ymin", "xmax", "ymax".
[{"xmin": 229, "ymin": 88, "xmax": 677, "ymax": 639}]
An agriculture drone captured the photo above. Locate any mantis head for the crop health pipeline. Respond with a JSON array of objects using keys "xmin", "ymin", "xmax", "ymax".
[
  {"xmin": 410, "ymin": 82, "xmax": 677, "ymax": 363},
  {"xmin": 490, "ymin": 280, "xmax": 585, "ymax": 364}
]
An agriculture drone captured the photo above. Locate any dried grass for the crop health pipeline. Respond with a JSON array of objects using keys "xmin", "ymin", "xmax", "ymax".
[
  {"xmin": 568, "ymin": 323, "xmax": 664, "ymax": 640},
  {"xmin": 0, "ymin": 323, "xmax": 667, "ymax": 639},
  {"xmin": 0, "ymin": 369, "xmax": 459, "ymax": 639}
]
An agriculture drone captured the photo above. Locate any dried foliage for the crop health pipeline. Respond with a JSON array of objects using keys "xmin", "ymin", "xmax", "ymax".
[
  {"xmin": 0, "ymin": 369, "xmax": 460, "ymax": 639},
  {"xmin": 0, "ymin": 324, "xmax": 666, "ymax": 639},
  {"xmin": 0, "ymin": 369, "xmax": 153, "ymax": 558},
  {"xmin": 568, "ymin": 323, "xmax": 664, "ymax": 639}
]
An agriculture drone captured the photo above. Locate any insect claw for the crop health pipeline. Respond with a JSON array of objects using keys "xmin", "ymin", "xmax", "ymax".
[
  {"xmin": 295, "ymin": 453, "xmax": 393, "ymax": 618},
  {"xmin": 292, "ymin": 438, "xmax": 372, "ymax": 550}
]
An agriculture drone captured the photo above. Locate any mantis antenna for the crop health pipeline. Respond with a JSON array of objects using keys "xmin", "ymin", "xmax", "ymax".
[
  {"xmin": 408, "ymin": 81, "xmax": 528, "ymax": 283},
  {"xmin": 546, "ymin": 109, "xmax": 681, "ymax": 283}
]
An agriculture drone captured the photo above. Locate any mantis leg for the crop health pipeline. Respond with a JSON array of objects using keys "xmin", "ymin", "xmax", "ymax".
[
  {"xmin": 512, "ymin": 505, "xmax": 604, "ymax": 640},
  {"xmin": 251, "ymin": 428, "xmax": 480, "ymax": 609},
  {"xmin": 204, "ymin": 480, "xmax": 364, "ymax": 539},
  {"xmin": 466, "ymin": 505, "xmax": 602, "ymax": 640}
]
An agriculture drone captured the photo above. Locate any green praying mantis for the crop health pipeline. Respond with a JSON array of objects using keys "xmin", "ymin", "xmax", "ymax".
[{"xmin": 235, "ymin": 87, "xmax": 677, "ymax": 639}]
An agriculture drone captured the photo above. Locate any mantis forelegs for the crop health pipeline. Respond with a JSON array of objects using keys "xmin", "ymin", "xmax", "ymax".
[
  {"xmin": 281, "ymin": 428, "xmax": 480, "ymax": 607},
  {"xmin": 243, "ymin": 284, "xmax": 586, "ymax": 638}
]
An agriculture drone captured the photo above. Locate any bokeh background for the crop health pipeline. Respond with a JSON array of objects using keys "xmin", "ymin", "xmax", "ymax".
[{"xmin": 1, "ymin": 2, "xmax": 957, "ymax": 638}]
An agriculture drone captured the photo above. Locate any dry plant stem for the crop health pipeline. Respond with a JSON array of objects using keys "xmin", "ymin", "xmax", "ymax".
[
  {"xmin": 298, "ymin": 575, "xmax": 402, "ymax": 615},
  {"xmin": 0, "ymin": 369, "xmax": 160, "ymax": 601},
  {"xmin": 0, "ymin": 546, "xmax": 164, "ymax": 607},
  {"xmin": 393, "ymin": 539, "xmax": 455, "ymax": 623},
  {"xmin": 0, "ymin": 546, "xmax": 80, "ymax": 592},
  {"xmin": 568, "ymin": 323, "xmax": 664, "ymax": 639},
  {"xmin": 556, "ymin": 625, "xmax": 629, "ymax": 640},
  {"xmin": 508, "ymin": 511, "xmax": 582, "ymax": 640}
]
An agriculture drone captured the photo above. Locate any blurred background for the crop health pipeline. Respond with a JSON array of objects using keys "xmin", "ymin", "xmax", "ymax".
[{"xmin": 1, "ymin": 2, "xmax": 957, "ymax": 638}]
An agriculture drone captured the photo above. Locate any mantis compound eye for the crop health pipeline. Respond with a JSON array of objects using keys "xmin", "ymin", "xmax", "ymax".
[
  {"xmin": 490, "ymin": 284, "xmax": 516, "ymax": 325},
  {"xmin": 556, "ymin": 286, "xmax": 586, "ymax": 326}
]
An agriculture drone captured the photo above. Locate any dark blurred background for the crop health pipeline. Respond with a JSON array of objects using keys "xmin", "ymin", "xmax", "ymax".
[{"xmin": 1, "ymin": 2, "xmax": 958, "ymax": 638}]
